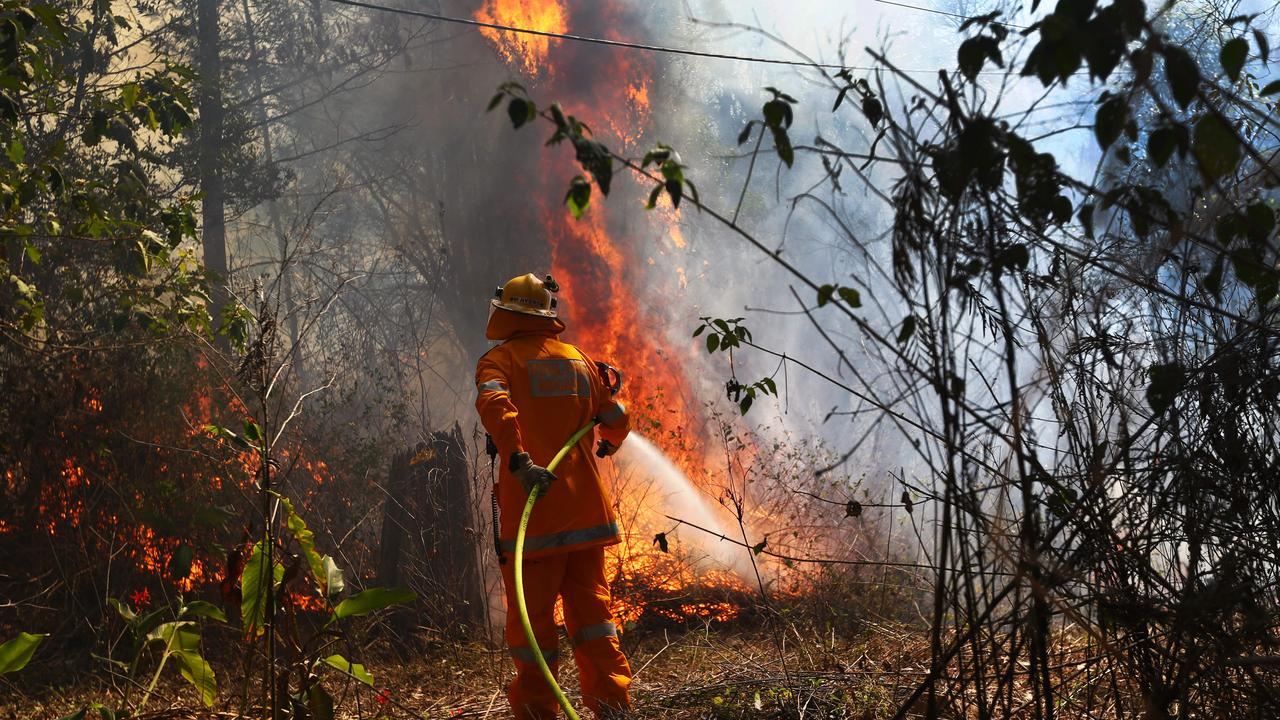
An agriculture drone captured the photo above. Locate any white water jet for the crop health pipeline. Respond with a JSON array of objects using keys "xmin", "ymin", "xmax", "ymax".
[{"xmin": 609, "ymin": 433, "xmax": 755, "ymax": 579}]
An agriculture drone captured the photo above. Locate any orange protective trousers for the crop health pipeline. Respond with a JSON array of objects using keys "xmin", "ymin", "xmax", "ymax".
[{"xmin": 502, "ymin": 546, "xmax": 632, "ymax": 719}]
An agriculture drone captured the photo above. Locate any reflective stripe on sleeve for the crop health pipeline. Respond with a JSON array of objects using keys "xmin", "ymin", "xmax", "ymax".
[
  {"xmin": 478, "ymin": 380, "xmax": 507, "ymax": 393},
  {"xmin": 598, "ymin": 400, "xmax": 625, "ymax": 426},
  {"xmin": 572, "ymin": 622, "xmax": 617, "ymax": 646},
  {"xmin": 510, "ymin": 646, "xmax": 559, "ymax": 664},
  {"xmin": 499, "ymin": 521, "xmax": 620, "ymax": 554}
]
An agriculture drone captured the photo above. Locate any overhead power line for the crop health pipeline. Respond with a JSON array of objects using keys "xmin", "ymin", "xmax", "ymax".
[
  {"xmin": 326, "ymin": 0, "xmax": 846, "ymax": 68},
  {"xmin": 321, "ymin": 0, "xmax": 1026, "ymax": 75},
  {"xmin": 871, "ymin": 0, "xmax": 1030, "ymax": 29}
]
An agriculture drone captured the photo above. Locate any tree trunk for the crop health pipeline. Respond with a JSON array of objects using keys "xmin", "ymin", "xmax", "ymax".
[
  {"xmin": 377, "ymin": 425, "xmax": 484, "ymax": 641},
  {"xmin": 197, "ymin": 0, "xmax": 228, "ymax": 345}
]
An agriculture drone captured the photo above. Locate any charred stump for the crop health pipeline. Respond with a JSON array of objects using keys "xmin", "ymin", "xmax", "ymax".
[{"xmin": 377, "ymin": 424, "xmax": 483, "ymax": 639}]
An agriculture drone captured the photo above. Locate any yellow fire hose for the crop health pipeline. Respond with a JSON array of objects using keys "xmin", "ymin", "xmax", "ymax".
[{"xmin": 513, "ymin": 418, "xmax": 599, "ymax": 720}]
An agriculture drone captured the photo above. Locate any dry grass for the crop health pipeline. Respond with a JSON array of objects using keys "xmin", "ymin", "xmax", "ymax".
[
  {"xmin": 0, "ymin": 609, "xmax": 1132, "ymax": 720},
  {"xmin": 2, "ymin": 615, "xmax": 934, "ymax": 720}
]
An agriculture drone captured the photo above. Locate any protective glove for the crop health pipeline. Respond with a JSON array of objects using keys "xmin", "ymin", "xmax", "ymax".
[
  {"xmin": 596, "ymin": 439, "xmax": 620, "ymax": 458},
  {"xmin": 509, "ymin": 451, "xmax": 555, "ymax": 498}
]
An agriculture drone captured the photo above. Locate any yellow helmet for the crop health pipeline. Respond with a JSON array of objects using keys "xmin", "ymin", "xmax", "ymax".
[{"xmin": 491, "ymin": 273, "xmax": 560, "ymax": 317}]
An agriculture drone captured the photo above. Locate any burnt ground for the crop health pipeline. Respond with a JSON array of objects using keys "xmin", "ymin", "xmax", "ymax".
[{"xmin": 2, "ymin": 620, "xmax": 925, "ymax": 720}]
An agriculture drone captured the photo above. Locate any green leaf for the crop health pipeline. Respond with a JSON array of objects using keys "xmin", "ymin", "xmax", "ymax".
[
  {"xmin": 1220, "ymin": 37, "xmax": 1248, "ymax": 82},
  {"xmin": 762, "ymin": 99, "xmax": 790, "ymax": 129},
  {"xmin": 121, "ymin": 83, "xmax": 140, "ymax": 110},
  {"xmin": 817, "ymin": 284, "xmax": 835, "ymax": 307},
  {"xmin": 1093, "ymin": 94, "xmax": 1128, "ymax": 151},
  {"xmin": 321, "ymin": 654, "xmax": 374, "ymax": 686},
  {"xmin": 645, "ymin": 183, "xmax": 662, "ymax": 210},
  {"xmin": 861, "ymin": 96, "xmax": 884, "ymax": 127},
  {"xmin": 170, "ymin": 544, "xmax": 194, "ymax": 580},
  {"xmin": 751, "ymin": 537, "xmax": 767, "ymax": 555},
  {"xmin": 1204, "ymin": 253, "xmax": 1226, "ymax": 298},
  {"xmin": 1231, "ymin": 246, "xmax": 1269, "ymax": 290},
  {"xmin": 486, "ymin": 93, "xmax": 504, "ymax": 112},
  {"xmin": 321, "ymin": 556, "xmax": 345, "ymax": 599},
  {"xmin": 0, "ymin": 90, "xmax": 18, "ymax": 122},
  {"xmin": 1078, "ymin": 203, "xmax": 1095, "ymax": 239},
  {"xmin": 31, "ymin": 4, "xmax": 68, "ymax": 41},
  {"xmin": 642, "ymin": 145, "xmax": 673, "ymax": 169},
  {"xmin": 0, "ymin": 633, "xmax": 44, "ymax": 674},
  {"xmin": 240, "ymin": 541, "xmax": 283, "ymax": 638},
  {"xmin": 181, "ymin": 601, "xmax": 226, "ymax": 623},
  {"xmin": 193, "ymin": 505, "xmax": 234, "ymax": 528},
  {"xmin": 1193, "ymin": 113, "xmax": 1241, "ymax": 181},
  {"xmin": 242, "ymin": 419, "xmax": 263, "ymax": 443},
  {"xmin": 771, "ymin": 125, "xmax": 794, "ymax": 167},
  {"xmin": 837, "ymin": 286, "xmax": 862, "ymax": 308},
  {"xmin": 507, "ymin": 98, "xmax": 534, "ymax": 129},
  {"xmin": 308, "ymin": 684, "xmax": 335, "ymax": 720},
  {"xmin": 133, "ymin": 609, "xmax": 169, "ymax": 640},
  {"xmin": 833, "ymin": 86, "xmax": 850, "ymax": 112},
  {"xmin": 1146, "ymin": 362, "xmax": 1185, "ymax": 415},
  {"xmin": 46, "ymin": 166, "xmax": 64, "ymax": 195},
  {"xmin": 332, "ymin": 587, "xmax": 416, "ymax": 620},
  {"xmin": 665, "ymin": 178, "xmax": 683, "ymax": 209},
  {"xmin": 957, "ymin": 36, "xmax": 1002, "ymax": 82},
  {"xmin": 175, "ymin": 651, "xmax": 217, "ymax": 706},
  {"xmin": 106, "ymin": 598, "xmax": 137, "ymax": 626},
  {"xmin": 1047, "ymin": 487, "xmax": 1079, "ymax": 518},
  {"xmin": 1246, "ymin": 202, "xmax": 1275, "ymax": 243},
  {"xmin": 896, "ymin": 316, "xmax": 917, "ymax": 345},
  {"xmin": 6, "ymin": 137, "xmax": 24, "ymax": 164},
  {"xmin": 692, "ymin": 324, "xmax": 705, "ymax": 337},
  {"xmin": 277, "ymin": 494, "xmax": 331, "ymax": 596},
  {"xmin": 1147, "ymin": 126, "xmax": 1176, "ymax": 168},
  {"xmin": 706, "ymin": 333, "xmax": 720, "ymax": 354},
  {"xmin": 571, "ymin": 136, "xmax": 613, "ymax": 195},
  {"xmin": 564, "ymin": 175, "xmax": 591, "ymax": 219},
  {"xmin": 148, "ymin": 621, "xmax": 199, "ymax": 653},
  {"xmin": 1163, "ymin": 46, "xmax": 1201, "ymax": 110},
  {"xmin": 994, "ymin": 243, "xmax": 1030, "ymax": 273},
  {"xmin": 764, "ymin": 86, "xmax": 797, "ymax": 103}
]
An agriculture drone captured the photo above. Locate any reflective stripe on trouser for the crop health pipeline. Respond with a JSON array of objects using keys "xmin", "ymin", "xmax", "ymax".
[
  {"xmin": 502, "ymin": 547, "xmax": 632, "ymax": 719},
  {"xmin": 510, "ymin": 646, "xmax": 560, "ymax": 665},
  {"xmin": 572, "ymin": 622, "xmax": 617, "ymax": 646}
]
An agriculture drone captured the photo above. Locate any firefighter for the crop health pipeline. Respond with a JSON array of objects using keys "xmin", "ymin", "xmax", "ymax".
[{"xmin": 475, "ymin": 273, "xmax": 632, "ymax": 719}]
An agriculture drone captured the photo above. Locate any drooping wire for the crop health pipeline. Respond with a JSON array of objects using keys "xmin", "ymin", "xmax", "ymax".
[
  {"xmin": 320, "ymin": 0, "xmax": 1032, "ymax": 75},
  {"xmin": 870, "ymin": 0, "xmax": 1030, "ymax": 30}
]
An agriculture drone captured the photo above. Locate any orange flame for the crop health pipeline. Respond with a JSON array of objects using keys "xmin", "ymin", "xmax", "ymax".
[
  {"xmin": 476, "ymin": 0, "xmax": 751, "ymax": 625},
  {"xmin": 475, "ymin": 0, "xmax": 568, "ymax": 77}
]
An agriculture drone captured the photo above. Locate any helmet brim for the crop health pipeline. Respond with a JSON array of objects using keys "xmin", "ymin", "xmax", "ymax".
[{"xmin": 490, "ymin": 298, "xmax": 558, "ymax": 318}]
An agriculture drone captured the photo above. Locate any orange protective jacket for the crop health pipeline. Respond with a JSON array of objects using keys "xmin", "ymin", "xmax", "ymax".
[{"xmin": 476, "ymin": 309, "xmax": 630, "ymax": 559}]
